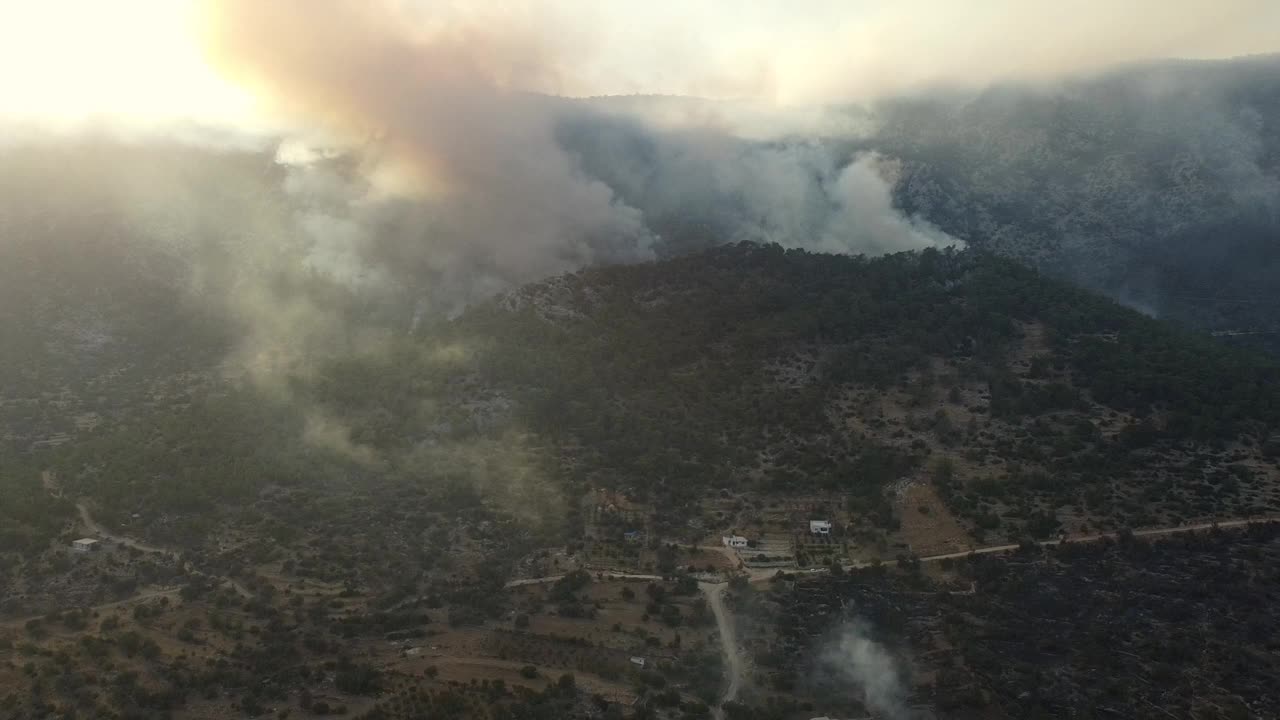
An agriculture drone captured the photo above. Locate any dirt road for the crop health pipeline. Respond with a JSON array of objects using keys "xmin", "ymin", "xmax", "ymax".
[
  {"xmin": 76, "ymin": 500, "xmax": 254, "ymax": 599},
  {"xmin": 493, "ymin": 515, "xmax": 1280, "ymax": 715},
  {"xmin": 904, "ymin": 516, "xmax": 1277, "ymax": 566},
  {"xmin": 76, "ymin": 500, "xmax": 171, "ymax": 555},
  {"xmin": 703, "ymin": 581, "xmax": 743, "ymax": 720},
  {"xmin": 1, "ymin": 586, "xmax": 182, "ymax": 629},
  {"xmin": 503, "ymin": 569, "xmax": 745, "ymax": 716},
  {"xmin": 504, "ymin": 571, "xmax": 665, "ymax": 588}
]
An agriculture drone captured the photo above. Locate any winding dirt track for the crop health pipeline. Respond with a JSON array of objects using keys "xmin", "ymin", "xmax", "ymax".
[
  {"xmin": 702, "ymin": 581, "xmax": 742, "ymax": 720},
  {"xmin": 74, "ymin": 500, "xmax": 254, "ymax": 599},
  {"xmin": 906, "ymin": 516, "xmax": 1273, "ymax": 564},
  {"xmin": 76, "ymin": 500, "xmax": 170, "ymax": 555},
  {"xmin": 1, "ymin": 587, "xmax": 182, "ymax": 629},
  {"xmin": 504, "ymin": 570, "xmax": 744, "ymax": 716},
  {"xmin": 505, "ymin": 571, "xmax": 664, "ymax": 588}
]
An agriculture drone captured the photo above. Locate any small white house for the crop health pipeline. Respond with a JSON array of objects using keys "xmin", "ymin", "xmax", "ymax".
[
  {"xmin": 629, "ymin": 656, "xmax": 646, "ymax": 668},
  {"xmin": 72, "ymin": 538, "xmax": 100, "ymax": 553},
  {"xmin": 809, "ymin": 520, "xmax": 832, "ymax": 535},
  {"xmin": 721, "ymin": 535, "xmax": 749, "ymax": 549}
]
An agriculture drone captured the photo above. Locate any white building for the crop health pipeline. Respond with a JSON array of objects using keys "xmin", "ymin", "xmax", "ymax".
[
  {"xmin": 809, "ymin": 520, "xmax": 832, "ymax": 535},
  {"xmin": 721, "ymin": 535, "xmax": 749, "ymax": 549},
  {"xmin": 72, "ymin": 538, "xmax": 100, "ymax": 553},
  {"xmin": 629, "ymin": 656, "xmax": 646, "ymax": 668}
]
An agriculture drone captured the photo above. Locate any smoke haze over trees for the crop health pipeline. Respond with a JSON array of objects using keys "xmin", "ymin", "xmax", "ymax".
[
  {"xmin": 6, "ymin": 55, "xmax": 1280, "ymax": 353},
  {"xmin": 4, "ymin": 5, "xmax": 1280, "ymax": 719}
]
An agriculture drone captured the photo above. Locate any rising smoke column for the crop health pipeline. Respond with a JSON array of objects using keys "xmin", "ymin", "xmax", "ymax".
[
  {"xmin": 197, "ymin": 0, "xmax": 969, "ymax": 310},
  {"xmin": 556, "ymin": 109, "xmax": 959, "ymax": 257},
  {"xmin": 820, "ymin": 620, "xmax": 913, "ymax": 719},
  {"xmin": 199, "ymin": 0, "xmax": 654, "ymax": 306}
]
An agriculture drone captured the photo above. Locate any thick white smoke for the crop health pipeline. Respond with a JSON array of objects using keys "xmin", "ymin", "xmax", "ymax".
[
  {"xmin": 819, "ymin": 154, "xmax": 956, "ymax": 255},
  {"xmin": 820, "ymin": 621, "xmax": 912, "ymax": 720},
  {"xmin": 192, "ymin": 0, "xmax": 955, "ymax": 318},
  {"xmin": 559, "ymin": 113, "xmax": 959, "ymax": 257},
  {"xmin": 200, "ymin": 0, "xmax": 657, "ymax": 308}
]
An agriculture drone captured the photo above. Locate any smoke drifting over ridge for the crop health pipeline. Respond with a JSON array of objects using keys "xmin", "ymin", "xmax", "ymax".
[
  {"xmin": 5, "ymin": 1, "xmax": 1276, "ymax": 374},
  {"xmin": 194, "ymin": 0, "xmax": 955, "ymax": 316}
]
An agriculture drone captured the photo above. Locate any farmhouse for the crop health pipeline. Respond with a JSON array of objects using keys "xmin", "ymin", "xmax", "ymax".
[
  {"xmin": 71, "ymin": 538, "xmax": 101, "ymax": 553},
  {"xmin": 721, "ymin": 535, "xmax": 749, "ymax": 549},
  {"xmin": 809, "ymin": 520, "xmax": 832, "ymax": 535}
]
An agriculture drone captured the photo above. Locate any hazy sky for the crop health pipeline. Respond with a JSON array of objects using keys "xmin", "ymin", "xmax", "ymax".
[{"xmin": 0, "ymin": 0, "xmax": 1277, "ymax": 129}]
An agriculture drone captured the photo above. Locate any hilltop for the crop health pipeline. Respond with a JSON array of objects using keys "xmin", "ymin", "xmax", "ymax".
[
  {"xmin": 571, "ymin": 56, "xmax": 1280, "ymax": 352},
  {"xmin": 12, "ymin": 241, "xmax": 1280, "ymax": 564},
  {"xmin": 430, "ymin": 243, "xmax": 1280, "ymax": 542}
]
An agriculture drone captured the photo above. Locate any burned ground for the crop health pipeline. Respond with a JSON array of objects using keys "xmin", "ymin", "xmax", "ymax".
[{"xmin": 732, "ymin": 522, "xmax": 1280, "ymax": 720}]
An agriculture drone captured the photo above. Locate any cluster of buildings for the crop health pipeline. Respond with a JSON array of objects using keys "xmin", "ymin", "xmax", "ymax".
[{"xmin": 723, "ymin": 519, "xmax": 835, "ymax": 550}]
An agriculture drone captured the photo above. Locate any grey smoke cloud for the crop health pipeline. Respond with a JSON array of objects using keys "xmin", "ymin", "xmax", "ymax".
[
  {"xmin": 820, "ymin": 620, "xmax": 912, "ymax": 720},
  {"xmin": 19, "ymin": 1, "xmax": 1268, "ymax": 376},
  {"xmin": 192, "ymin": 0, "xmax": 954, "ymax": 317},
  {"xmin": 200, "ymin": 0, "xmax": 657, "ymax": 307},
  {"xmin": 558, "ymin": 112, "xmax": 957, "ymax": 258}
]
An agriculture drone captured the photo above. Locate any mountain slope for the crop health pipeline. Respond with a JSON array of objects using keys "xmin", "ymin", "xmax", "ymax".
[
  {"xmin": 293, "ymin": 243, "xmax": 1280, "ymax": 547},
  {"xmin": 572, "ymin": 56, "xmax": 1280, "ymax": 351},
  {"xmin": 879, "ymin": 56, "xmax": 1280, "ymax": 346},
  {"xmin": 7, "ymin": 243, "xmax": 1280, "ymax": 720},
  {"xmin": 11, "ymin": 240, "xmax": 1280, "ymax": 553}
]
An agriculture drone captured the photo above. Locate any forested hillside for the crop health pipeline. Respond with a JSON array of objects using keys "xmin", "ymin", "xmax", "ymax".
[
  {"xmin": 17, "ymin": 242, "xmax": 1280, "ymax": 550},
  {"xmin": 879, "ymin": 56, "xmax": 1280, "ymax": 347},
  {"xmin": 577, "ymin": 56, "xmax": 1280, "ymax": 352},
  {"xmin": 6, "ymin": 241, "xmax": 1280, "ymax": 719},
  {"xmin": 435, "ymin": 244, "xmax": 1280, "ymax": 538}
]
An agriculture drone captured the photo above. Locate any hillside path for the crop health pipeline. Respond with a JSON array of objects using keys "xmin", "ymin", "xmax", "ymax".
[
  {"xmin": 75, "ymin": 499, "xmax": 253, "ymax": 598},
  {"xmin": 77, "ymin": 500, "xmax": 171, "ymax": 555},
  {"xmin": 1, "ymin": 587, "xmax": 182, "ymax": 629},
  {"xmin": 703, "ymin": 581, "xmax": 742, "ymax": 720},
  {"xmin": 899, "ymin": 516, "xmax": 1276, "ymax": 566}
]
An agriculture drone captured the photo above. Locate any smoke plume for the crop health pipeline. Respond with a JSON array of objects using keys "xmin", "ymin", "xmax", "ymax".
[
  {"xmin": 558, "ymin": 111, "xmax": 957, "ymax": 256},
  {"xmin": 820, "ymin": 620, "xmax": 912, "ymax": 720},
  {"xmin": 187, "ymin": 0, "xmax": 962, "ymax": 327},
  {"xmin": 198, "ymin": 0, "xmax": 655, "ymax": 308}
]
